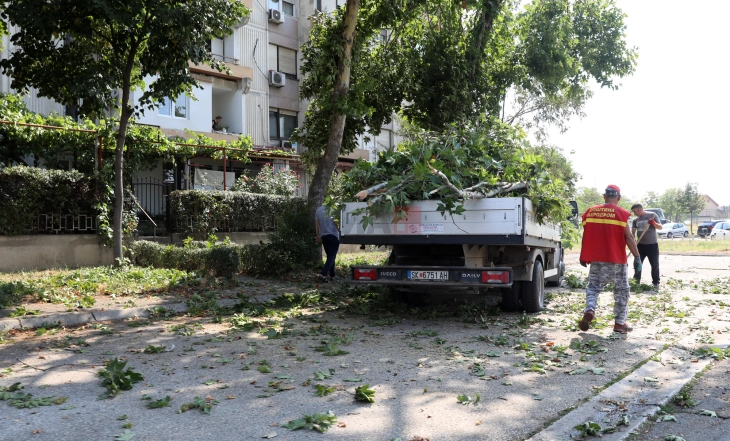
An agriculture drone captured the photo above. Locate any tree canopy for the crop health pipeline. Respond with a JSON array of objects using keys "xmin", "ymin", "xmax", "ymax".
[{"xmin": 296, "ymin": 0, "xmax": 637, "ymax": 221}]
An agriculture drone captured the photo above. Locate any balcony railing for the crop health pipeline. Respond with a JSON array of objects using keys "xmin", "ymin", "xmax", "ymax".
[{"xmin": 211, "ymin": 53, "xmax": 239, "ymax": 65}]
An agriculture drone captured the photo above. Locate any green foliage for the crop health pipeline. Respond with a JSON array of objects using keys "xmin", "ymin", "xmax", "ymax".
[
  {"xmin": 132, "ymin": 198, "xmax": 318, "ymax": 277},
  {"xmin": 1, "ymin": 0, "xmax": 249, "ymax": 260},
  {"xmin": 98, "ymin": 358, "xmax": 144, "ymax": 399},
  {"xmin": 0, "ymin": 166, "xmax": 100, "ymax": 235},
  {"xmin": 0, "ymin": 383, "xmax": 68, "ymax": 409},
  {"xmin": 677, "ymin": 182, "xmax": 705, "ymax": 222},
  {"xmin": 170, "ymin": 191, "xmax": 301, "ymax": 236},
  {"xmin": 146, "ymin": 396, "xmax": 172, "ymax": 409},
  {"xmin": 340, "ymin": 118, "xmax": 577, "ymax": 225},
  {"xmin": 1, "ymin": 2, "xmax": 249, "ymax": 120},
  {"xmin": 206, "ymin": 245, "xmax": 242, "ymax": 279},
  {"xmin": 179, "ymin": 397, "xmax": 213, "ymax": 415},
  {"xmin": 296, "ymin": 0, "xmax": 636, "ymax": 192},
  {"xmin": 282, "ymin": 412, "xmax": 337, "ymax": 433},
  {"xmin": 143, "ymin": 345, "xmax": 166, "ymax": 354},
  {"xmin": 456, "ymin": 393, "xmax": 481, "ymax": 406},
  {"xmin": 354, "ymin": 384, "xmax": 376, "ymax": 403},
  {"xmin": 129, "ymin": 241, "xmax": 210, "ymax": 273},
  {"xmin": 0, "ymin": 281, "xmax": 36, "ymax": 308},
  {"xmin": 573, "ymin": 421, "xmax": 602, "ymax": 437},
  {"xmin": 232, "ymin": 163, "xmax": 301, "ymax": 197},
  {"xmin": 314, "ymin": 384, "xmax": 335, "ymax": 397},
  {"xmin": 0, "ymin": 266, "xmax": 195, "ymax": 309}
]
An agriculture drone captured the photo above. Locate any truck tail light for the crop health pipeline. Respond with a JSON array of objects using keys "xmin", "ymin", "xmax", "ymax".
[
  {"xmin": 353, "ymin": 268, "xmax": 377, "ymax": 281},
  {"xmin": 481, "ymin": 270, "xmax": 510, "ymax": 284}
]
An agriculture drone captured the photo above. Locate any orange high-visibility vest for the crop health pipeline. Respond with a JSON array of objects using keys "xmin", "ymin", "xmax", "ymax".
[{"xmin": 579, "ymin": 204, "xmax": 630, "ymax": 264}]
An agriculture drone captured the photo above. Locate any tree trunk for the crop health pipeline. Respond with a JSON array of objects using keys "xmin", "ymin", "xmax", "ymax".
[
  {"xmin": 112, "ymin": 106, "xmax": 131, "ymax": 266},
  {"xmin": 307, "ymin": 0, "xmax": 361, "ymax": 218}
]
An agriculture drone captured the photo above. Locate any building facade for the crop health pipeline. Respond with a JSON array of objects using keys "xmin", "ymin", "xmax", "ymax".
[{"xmin": 0, "ymin": 0, "xmax": 400, "ymax": 186}]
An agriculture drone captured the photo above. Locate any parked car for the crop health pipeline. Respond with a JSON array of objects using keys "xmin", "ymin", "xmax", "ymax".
[
  {"xmin": 645, "ymin": 208, "xmax": 667, "ymax": 223},
  {"xmin": 710, "ymin": 222, "xmax": 730, "ymax": 240},
  {"xmin": 698, "ymin": 220, "xmax": 727, "ymax": 238},
  {"xmin": 658, "ymin": 222, "xmax": 689, "ymax": 239}
]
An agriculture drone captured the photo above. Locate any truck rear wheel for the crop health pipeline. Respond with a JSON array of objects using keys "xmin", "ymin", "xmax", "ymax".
[
  {"xmin": 501, "ymin": 283, "xmax": 521, "ymax": 312},
  {"xmin": 523, "ymin": 260, "xmax": 545, "ymax": 313}
]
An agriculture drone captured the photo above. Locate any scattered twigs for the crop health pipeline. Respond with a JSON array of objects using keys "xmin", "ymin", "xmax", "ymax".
[{"xmin": 15, "ymin": 358, "xmax": 77, "ymax": 372}]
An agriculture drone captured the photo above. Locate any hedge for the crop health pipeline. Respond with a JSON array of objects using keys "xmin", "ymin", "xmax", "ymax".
[
  {"xmin": 169, "ymin": 190, "xmax": 307, "ymax": 235},
  {"xmin": 130, "ymin": 196, "xmax": 320, "ymax": 277},
  {"xmin": 129, "ymin": 240, "xmax": 311, "ymax": 278},
  {"xmin": 0, "ymin": 166, "xmax": 99, "ymax": 235}
]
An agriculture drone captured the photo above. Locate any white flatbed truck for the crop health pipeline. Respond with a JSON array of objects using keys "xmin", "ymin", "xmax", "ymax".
[{"xmin": 340, "ymin": 196, "xmax": 575, "ymax": 312}]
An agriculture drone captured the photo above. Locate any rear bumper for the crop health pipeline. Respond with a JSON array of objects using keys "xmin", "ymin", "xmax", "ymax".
[{"xmin": 350, "ymin": 265, "xmax": 513, "ymax": 288}]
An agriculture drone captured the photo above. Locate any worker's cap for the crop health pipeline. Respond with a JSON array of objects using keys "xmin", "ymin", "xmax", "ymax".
[{"xmin": 604, "ymin": 184, "xmax": 621, "ymax": 197}]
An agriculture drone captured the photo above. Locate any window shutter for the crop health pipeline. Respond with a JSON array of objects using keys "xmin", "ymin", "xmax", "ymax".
[
  {"xmin": 278, "ymin": 47, "xmax": 297, "ymax": 75},
  {"xmin": 268, "ymin": 44, "xmax": 278, "ymax": 71}
]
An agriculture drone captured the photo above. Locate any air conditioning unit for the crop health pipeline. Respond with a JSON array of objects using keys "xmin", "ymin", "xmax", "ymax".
[
  {"xmin": 268, "ymin": 9, "xmax": 284, "ymax": 24},
  {"xmin": 269, "ymin": 70, "xmax": 286, "ymax": 87}
]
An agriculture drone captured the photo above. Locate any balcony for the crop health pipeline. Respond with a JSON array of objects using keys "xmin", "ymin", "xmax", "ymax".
[
  {"xmin": 344, "ymin": 148, "xmax": 370, "ymax": 161},
  {"xmin": 189, "ymin": 56, "xmax": 253, "ymax": 82}
]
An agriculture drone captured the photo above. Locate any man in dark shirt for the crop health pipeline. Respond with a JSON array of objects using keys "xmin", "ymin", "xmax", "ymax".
[{"xmin": 212, "ymin": 115, "xmax": 223, "ymax": 131}]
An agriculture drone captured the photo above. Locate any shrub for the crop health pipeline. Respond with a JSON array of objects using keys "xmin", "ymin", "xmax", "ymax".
[
  {"xmin": 130, "ymin": 241, "xmax": 209, "ymax": 273},
  {"xmin": 0, "ymin": 166, "xmax": 99, "ymax": 235},
  {"xmin": 205, "ymin": 245, "xmax": 242, "ymax": 278},
  {"xmin": 169, "ymin": 190, "xmax": 301, "ymax": 235},
  {"xmin": 231, "ymin": 163, "xmax": 300, "ymax": 196},
  {"xmin": 130, "ymin": 198, "xmax": 319, "ymax": 277}
]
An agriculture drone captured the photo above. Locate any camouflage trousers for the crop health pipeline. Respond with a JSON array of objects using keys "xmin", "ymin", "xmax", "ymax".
[{"xmin": 584, "ymin": 261, "xmax": 631, "ymax": 325}]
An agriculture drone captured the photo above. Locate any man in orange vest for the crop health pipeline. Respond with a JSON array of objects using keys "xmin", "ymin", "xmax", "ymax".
[{"xmin": 578, "ymin": 185, "xmax": 641, "ymax": 334}]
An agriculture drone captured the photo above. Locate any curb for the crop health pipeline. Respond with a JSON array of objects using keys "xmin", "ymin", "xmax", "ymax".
[{"xmin": 527, "ymin": 333, "xmax": 730, "ymax": 441}]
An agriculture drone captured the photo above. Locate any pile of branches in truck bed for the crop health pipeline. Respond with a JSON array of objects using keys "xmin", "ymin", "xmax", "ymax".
[{"xmin": 338, "ymin": 117, "xmax": 577, "ymax": 227}]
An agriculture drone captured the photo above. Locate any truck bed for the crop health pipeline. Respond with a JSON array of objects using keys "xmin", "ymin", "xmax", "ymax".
[{"xmin": 340, "ymin": 196, "xmax": 561, "ymax": 247}]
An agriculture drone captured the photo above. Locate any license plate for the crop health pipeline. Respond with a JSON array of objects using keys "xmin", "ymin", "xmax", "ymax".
[{"xmin": 408, "ymin": 270, "xmax": 449, "ymax": 281}]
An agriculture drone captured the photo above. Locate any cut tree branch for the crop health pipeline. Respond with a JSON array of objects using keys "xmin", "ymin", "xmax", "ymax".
[
  {"xmin": 355, "ymin": 182, "xmax": 389, "ymax": 200},
  {"xmin": 429, "ymin": 164, "xmax": 526, "ymax": 198}
]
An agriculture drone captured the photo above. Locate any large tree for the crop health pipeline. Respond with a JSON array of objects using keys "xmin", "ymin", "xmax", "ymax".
[
  {"xmin": 0, "ymin": 0, "xmax": 248, "ymax": 264},
  {"xmin": 297, "ymin": 0, "xmax": 637, "ymax": 215},
  {"xmin": 677, "ymin": 182, "xmax": 705, "ymax": 235}
]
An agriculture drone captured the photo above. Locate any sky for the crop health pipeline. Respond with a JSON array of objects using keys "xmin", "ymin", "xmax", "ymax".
[{"xmin": 547, "ymin": 0, "xmax": 730, "ymax": 206}]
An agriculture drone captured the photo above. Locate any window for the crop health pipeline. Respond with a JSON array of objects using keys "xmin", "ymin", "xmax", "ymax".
[
  {"xmin": 316, "ymin": 0, "xmax": 321, "ymax": 11},
  {"xmin": 268, "ymin": 44, "xmax": 297, "ymax": 79},
  {"xmin": 269, "ymin": 108, "xmax": 297, "ymax": 143},
  {"xmin": 379, "ymin": 29, "xmax": 388, "ymax": 44},
  {"xmin": 158, "ymin": 94, "xmax": 188, "ymax": 119},
  {"xmin": 282, "ymin": 1, "xmax": 294, "ymax": 16}
]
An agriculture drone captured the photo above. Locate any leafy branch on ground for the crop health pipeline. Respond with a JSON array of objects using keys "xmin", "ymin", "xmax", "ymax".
[
  {"xmin": 98, "ymin": 358, "xmax": 144, "ymax": 399},
  {"xmin": 456, "ymin": 393, "xmax": 481, "ymax": 406},
  {"xmin": 282, "ymin": 412, "xmax": 337, "ymax": 433},
  {"xmin": 573, "ymin": 421, "xmax": 602, "ymax": 437},
  {"xmin": 354, "ymin": 384, "xmax": 375, "ymax": 403},
  {"xmin": 179, "ymin": 397, "xmax": 214, "ymax": 415},
  {"xmin": 0, "ymin": 383, "xmax": 68, "ymax": 408}
]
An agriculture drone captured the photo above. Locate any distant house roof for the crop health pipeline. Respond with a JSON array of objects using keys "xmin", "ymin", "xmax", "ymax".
[{"xmin": 702, "ymin": 194, "xmax": 720, "ymax": 208}]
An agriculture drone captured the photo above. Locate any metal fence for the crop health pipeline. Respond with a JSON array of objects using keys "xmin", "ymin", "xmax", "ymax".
[
  {"xmin": 132, "ymin": 177, "xmax": 167, "ymax": 216},
  {"xmin": 132, "ymin": 177, "xmax": 169, "ymax": 236}
]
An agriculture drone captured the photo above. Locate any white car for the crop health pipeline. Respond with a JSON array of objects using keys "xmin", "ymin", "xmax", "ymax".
[
  {"xmin": 658, "ymin": 222, "xmax": 689, "ymax": 239},
  {"xmin": 710, "ymin": 221, "xmax": 730, "ymax": 240}
]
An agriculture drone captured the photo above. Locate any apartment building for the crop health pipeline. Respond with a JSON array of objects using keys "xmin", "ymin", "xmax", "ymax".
[{"xmin": 0, "ymin": 0, "xmax": 400, "ymax": 202}]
